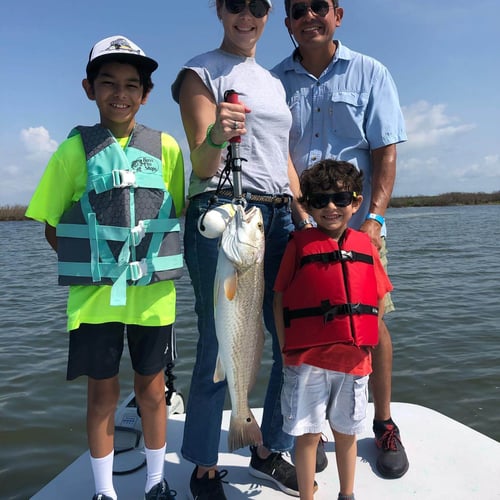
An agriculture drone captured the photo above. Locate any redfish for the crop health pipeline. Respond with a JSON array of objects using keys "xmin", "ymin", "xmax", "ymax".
[{"xmin": 213, "ymin": 204, "xmax": 265, "ymax": 452}]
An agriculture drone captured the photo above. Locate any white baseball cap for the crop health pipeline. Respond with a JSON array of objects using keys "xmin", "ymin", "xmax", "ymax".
[{"xmin": 86, "ymin": 35, "xmax": 158, "ymax": 76}]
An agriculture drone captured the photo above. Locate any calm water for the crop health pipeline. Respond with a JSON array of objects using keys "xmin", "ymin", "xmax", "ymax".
[{"xmin": 1, "ymin": 205, "xmax": 499, "ymax": 500}]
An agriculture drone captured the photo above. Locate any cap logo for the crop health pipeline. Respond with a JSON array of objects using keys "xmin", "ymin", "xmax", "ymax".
[{"xmin": 104, "ymin": 37, "xmax": 140, "ymax": 55}]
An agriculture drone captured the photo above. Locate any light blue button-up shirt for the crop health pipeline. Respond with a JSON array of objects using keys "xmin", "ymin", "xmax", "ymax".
[{"xmin": 272, "ymin": 41, "xmax": 407, "ymax": 232}]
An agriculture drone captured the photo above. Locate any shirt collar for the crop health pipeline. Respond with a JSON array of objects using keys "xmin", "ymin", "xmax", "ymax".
[{"xmin": 283, "ymin": 40, "xmax": 353, "ymax": 75}]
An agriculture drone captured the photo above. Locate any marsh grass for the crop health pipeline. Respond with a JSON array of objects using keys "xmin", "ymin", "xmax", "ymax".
[
  {"xmin": 0, "ymin": 205, "xmax": 29, "ymax": 221},
  {"xmin": 1, "ymin": 192, "xmax": 499, "ymax": 221}
]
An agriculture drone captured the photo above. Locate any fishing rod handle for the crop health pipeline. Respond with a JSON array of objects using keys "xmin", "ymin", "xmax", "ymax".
[{"xmin": 224, "ymin": 89, "xmax": 242, "ymax": 144}]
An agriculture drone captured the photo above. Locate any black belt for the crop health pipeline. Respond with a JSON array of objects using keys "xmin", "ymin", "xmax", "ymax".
[{"xmin": 216, "ymin": 190, "xmax": 292, "ymax": 206}]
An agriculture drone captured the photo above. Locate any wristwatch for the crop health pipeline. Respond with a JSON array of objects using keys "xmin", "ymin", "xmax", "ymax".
[
  {"xmin": 297, "ymin": 217, "xmax": 313, "ymax": 230},
  {"xmin": 365, "ymin": 213, "xmax": 385, "ymax": 226}
]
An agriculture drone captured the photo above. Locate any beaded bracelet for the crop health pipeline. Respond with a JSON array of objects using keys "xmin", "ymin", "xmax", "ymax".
[{"xmin": 206, "ymin": 124, "xmax": 228, "ymax": 149}]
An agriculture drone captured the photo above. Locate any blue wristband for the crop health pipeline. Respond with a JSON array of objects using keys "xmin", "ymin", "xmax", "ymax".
[{"xmin": 365, "ymin": 213, "xmax": 385, "ymax": 226}]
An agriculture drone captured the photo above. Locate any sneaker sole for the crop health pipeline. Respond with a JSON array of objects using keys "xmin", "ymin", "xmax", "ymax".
[
  {"xmin": 249, "ymin": 466, "xmax": 300, "ymax": 497},
  {"xmin": 376, "ymin": 457, "xmax": 409, "ymax": 479}
]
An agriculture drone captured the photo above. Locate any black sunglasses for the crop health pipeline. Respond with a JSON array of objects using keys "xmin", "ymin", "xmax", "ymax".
[
  {"xmin": 291, "ymin": 0, "xmax": 331, "ymax": 20},
  {"xmin": 307, "ymin": 191, "xmax": 357, "ymax": 209},
  {"xmin": 225, "ymin": 0, "xmax": 270, "ymax": 18}
]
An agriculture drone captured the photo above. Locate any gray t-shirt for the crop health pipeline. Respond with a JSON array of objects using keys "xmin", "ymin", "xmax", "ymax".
[{"xmin": 172, "ymin": 49, "xmax": 292, "ymax": 198}]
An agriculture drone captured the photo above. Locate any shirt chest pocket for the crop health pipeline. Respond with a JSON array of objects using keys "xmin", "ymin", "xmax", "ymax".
[{"xmin": 329, "ymin": 91, "xmax": 368, "ymax": 140}]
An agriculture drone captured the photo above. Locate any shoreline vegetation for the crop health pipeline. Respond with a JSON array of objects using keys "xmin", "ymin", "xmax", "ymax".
[{"xmin": 1, "ymin": 191, "xmax": 499, "ymax": 221}]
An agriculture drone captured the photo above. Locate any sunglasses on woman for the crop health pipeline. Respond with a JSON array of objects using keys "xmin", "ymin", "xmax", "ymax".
[
  {"xmin": 225, "ymin": 0, "xmax": 270, "ymax": 18},
  {"xmin": 290, "ymin": 0, "xmax": 331, "ymax": 20},
  {"xmin": 307, "ymin": 191, "xmax": 358, "ymax": 209}
]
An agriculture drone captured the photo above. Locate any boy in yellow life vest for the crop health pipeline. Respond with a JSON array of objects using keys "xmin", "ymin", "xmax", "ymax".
[
  {"xmin": 274, "ymin": 159, "xmax": 392, "ymax": 500},
  {"xmin": 26, "ymin": 35, "xmax": 185, "ymax": 500}
]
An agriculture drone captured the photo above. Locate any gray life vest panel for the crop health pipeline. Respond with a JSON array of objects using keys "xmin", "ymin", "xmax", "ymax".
[{"xmin": 56, "ymin": 124, "xmax": 183, "ymax": 306}]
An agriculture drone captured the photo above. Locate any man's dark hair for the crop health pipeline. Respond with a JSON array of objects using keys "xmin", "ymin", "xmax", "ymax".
[
  {"xmin": 285, "ymin": 0, "xmax": 339, "ymax": 61},
  {"xmin": 298, "ymin": 160, "xmax": 363, "ymax": 204},
  {"xmin": 284, "ymin": 0, "xmax": 339, "ymax": 16}
]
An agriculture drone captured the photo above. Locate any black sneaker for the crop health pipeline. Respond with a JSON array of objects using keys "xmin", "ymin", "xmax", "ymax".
[
  {"xmin": 189, "ymin": 466, "xmax": 228, "ymax": 500},
  {"xmin": 92, "ymin": 495, "xmax": 114, "ymax": 500},
  {"xmin": 145, "ymin": 478, "xmax": 177, "ymax": 500},
  {"xmin": 373, "ymin": 420, "xmax": 409, "ymax": 479},
  {"xmin": 316, "ymin": 436, "xmax": 328, "ymax": 473},
  {"xmin": 249, "ymin": 446, "xmax": 318, "ymax": 497}
]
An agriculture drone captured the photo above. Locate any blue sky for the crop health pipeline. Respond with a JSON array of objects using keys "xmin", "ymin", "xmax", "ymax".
[{"xmin": 1, "ymin": 0, "xmax": 499, "ymax": 206}]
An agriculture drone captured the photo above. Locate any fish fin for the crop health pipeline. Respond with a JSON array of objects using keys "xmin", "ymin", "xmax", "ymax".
[
  {"xmin": 224, "ymin": 271, "xmax": 238, "ymax": 301},
  {"xmin": 213, "ymin": 354, "xmax": 226, "ymax": 383},
  {"xmin": 228, "ymin": 411, "xmax": 263, "ymax": 452}
]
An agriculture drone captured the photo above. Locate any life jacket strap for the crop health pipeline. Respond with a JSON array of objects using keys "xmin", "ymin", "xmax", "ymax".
[
  {"xmin": 299, "ymin": 250, "xmax": 373, "ymax": 268},
  {"xmin": 283, "ymin": 299, "xmax": 378, "ymax": 328},
  {"xmin": 89, "ymin": 170, "xmax": 166, "ymax": 194}
]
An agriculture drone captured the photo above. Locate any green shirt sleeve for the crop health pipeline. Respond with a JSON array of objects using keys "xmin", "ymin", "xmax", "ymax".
[
  {"xmin": 161, "ymin": 132, "xmax": 185, "ymax": 217},
  {"xmin": 25, "ymin": 134, "xmax": 87, "ymax": 227}
]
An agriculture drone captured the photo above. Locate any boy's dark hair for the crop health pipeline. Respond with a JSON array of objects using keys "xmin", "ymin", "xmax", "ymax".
[
  {"xmin": 86, "ymin": 36, "xmax": 157, "ymax": 97},
  {"xmin": 86, "ymin": 60, "xmax": 154, "ymax": 97},
  {"xmin": 298, "ymin": 159, "xmax": 363, "ymax": 204}
]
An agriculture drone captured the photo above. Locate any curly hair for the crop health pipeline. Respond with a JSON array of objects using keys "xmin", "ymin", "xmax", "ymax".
[{"xmin": 298, "ymin": 159, "xmax": 363, "ymax": 204}]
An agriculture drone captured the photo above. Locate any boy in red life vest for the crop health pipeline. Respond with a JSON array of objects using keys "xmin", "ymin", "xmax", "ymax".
[{"xmin": 273, "ymin": 159, "xmax": 393, "ymax": 500}]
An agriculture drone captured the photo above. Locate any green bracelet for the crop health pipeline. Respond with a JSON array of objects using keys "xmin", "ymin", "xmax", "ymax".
[{"xmin": 206, "ymin": 124, "xmax": 228, "ymax": 149}]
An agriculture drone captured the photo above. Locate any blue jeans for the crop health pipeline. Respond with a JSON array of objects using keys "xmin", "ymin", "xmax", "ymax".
[{"xmin": 181, "ymin": 192, "xmax": 295, "ymax": 467}]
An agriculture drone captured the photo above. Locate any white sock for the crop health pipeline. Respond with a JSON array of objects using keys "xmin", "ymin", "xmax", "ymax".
[
  {"xmin": 90, "ymin": 450, "xmax": 117, "ymax": 500},
  {"xmin": 145, "ymin": 443, "xmax": 166, "ymax": 493}
]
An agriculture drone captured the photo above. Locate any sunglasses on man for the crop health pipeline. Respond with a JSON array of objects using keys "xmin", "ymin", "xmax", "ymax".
[
  {"xmin": 224, "ymin": 0, "xmax": 270, "ymax": 18},
  {"xmin": 290, "ymin": 0, "xmax": 332, "ymax": 20},
  {"xmin": 307, "ymin": 191, "xmax": 358, "ymax": 209}
]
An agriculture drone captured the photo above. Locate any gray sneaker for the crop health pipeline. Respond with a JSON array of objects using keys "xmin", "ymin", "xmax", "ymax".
[{"xmin": 249, "ymin": 446, "xmax": 318, "ymax": 497}]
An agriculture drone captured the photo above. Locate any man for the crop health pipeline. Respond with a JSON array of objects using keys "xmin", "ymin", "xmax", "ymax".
[{"xmin": 272, "ymin": 0, "xmax": 409, "ymax": 479}]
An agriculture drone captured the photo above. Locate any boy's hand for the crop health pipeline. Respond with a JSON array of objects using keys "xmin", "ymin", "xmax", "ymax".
[{"xmin": 44, "ymin": 223, "xmax": 57, "ymax": 251}]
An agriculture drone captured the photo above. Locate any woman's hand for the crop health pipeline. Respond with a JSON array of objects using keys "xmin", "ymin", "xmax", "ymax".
[{"xmin": 209, "ymin": 100, "xmax": 251, "ymax": 145}]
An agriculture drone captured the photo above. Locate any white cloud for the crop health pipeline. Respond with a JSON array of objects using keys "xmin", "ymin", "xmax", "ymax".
[
  {"xmin": 0, "ymin": 127, "xmax": 59, "ymax": 206},
  {"xmin": 393, "ymin": 101, "xmax": 500, "ymax": 196},
  {"xmin": 20, "ymin": 127, "xmax": 58, "ymax": 157},
  {"xmin": 402, "ymin": 100, "xmax": 476, "ymax": 149}
]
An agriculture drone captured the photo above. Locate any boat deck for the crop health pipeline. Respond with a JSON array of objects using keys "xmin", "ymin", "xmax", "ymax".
[{"xmin": 32, "ymin": 402, "xmax": 500, "ymax": 499}]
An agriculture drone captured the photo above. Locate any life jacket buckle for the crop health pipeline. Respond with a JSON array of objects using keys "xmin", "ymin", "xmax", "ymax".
[
  {"xmin": 112, "ymin": 169, "xmax": 137, "ymax": 188},
  {"xmin": 129, "ymin": 259, "xmax": 148, "ymax": 281},
  {"xmin": 131, "ymin": 221, "xmax": 146, "ymax": 246},
  {"xmin": 340, "ymin": 250, "xmax": 353, "ymax": 261}
]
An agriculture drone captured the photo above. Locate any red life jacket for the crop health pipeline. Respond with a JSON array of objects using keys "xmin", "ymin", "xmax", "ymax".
[{"xmin": 282, "ymin": 228, "xmax": 379, "ymax": 351}]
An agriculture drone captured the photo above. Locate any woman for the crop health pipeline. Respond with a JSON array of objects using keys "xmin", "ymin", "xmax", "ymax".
[{"xmin": 171, "ymin": 1, "xmax": 305, "ymax": 498}]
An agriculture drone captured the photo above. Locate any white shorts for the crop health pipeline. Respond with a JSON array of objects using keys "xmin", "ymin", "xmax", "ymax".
[{"xmin": 281, "ymin": 364, "xmax": 369, "ymax": 436}]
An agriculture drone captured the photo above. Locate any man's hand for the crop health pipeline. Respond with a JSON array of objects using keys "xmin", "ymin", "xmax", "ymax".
[{"xmin": 360, "ymin": 218, "xmax": 383, "ymax": 249}]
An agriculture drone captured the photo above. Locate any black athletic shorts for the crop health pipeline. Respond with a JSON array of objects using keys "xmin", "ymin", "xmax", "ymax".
[{"xmin": 66, "ymin": 323, "xmax": 176, "ymax": 380}]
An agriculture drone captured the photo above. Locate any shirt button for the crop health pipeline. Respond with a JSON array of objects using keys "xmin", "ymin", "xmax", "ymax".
[{"xmin": 315, "ymin": 133, "xmax": 319, "ymax": 138}]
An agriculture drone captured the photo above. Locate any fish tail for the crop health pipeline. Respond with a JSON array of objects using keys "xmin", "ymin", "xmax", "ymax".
[{"xmin": 228, "ymin": 411, "xmax": 263, "ymax": 452}]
